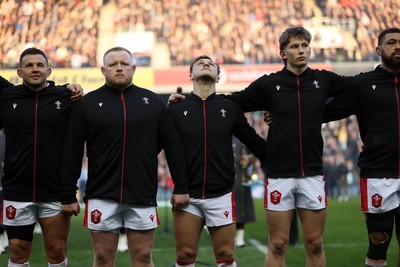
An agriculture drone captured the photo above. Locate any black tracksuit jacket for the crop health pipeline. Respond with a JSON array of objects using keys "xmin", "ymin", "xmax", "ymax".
[
  {"xmin": 324, "ymin": 66, "xmax": 400, "ymax": 178},
  {"xmin": 0, "ymin": 76, "xmax": 12, "ymax": 89},
  {"xmin": 228, "ymin": 67, "xmax": 352, "ymax": 178},
  {"xmin": 168, "ymin": 92, "xmax": 266, "ymax": 199},
  {"xmin": 60, "ymin": 84, "xmax": 189, "ymax": 206},
  {"xmin": 0, "ymin": 82, "xmax": 74, "ymax": 202}
]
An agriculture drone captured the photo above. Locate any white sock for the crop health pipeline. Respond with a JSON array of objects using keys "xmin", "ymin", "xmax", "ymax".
[
  {"xmin": 8, "ymin": 260, "xmax": 30, "ymax": 267},
  {"xmin": 217, "ymin": 260, "xmax": 237, "ymax": 267},
  {"xmin": 175, "ymin": 262, "xmax": 195, "ymax": 267},
  {"xmin": 236, "ymin": 229, "xmax": 245, "ymax": 246},
  {"xmin": 365, "ymin": 258, "xmax": 387, "ymax": 267},
  {"xmin": 48, "ymin": 258, "xmax": 68, "ymax": 267}
]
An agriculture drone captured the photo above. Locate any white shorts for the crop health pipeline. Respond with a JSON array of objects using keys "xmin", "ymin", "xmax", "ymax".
[
  {"xmin": 178, "ymin": 192, "xmax": 236, "ymax": 227},
  {"xmin": 360, "ymin": 177, "xmax": 400, "ymax": 213},
  {"xmin": 84, "ymin": 199, "xmax": 159, "ymax": 231},
  {"xmin": 1, "ymin": 200, "xmax": 62, "ymax": 226},
  {"xmin": 264, "ymin": 175, "xmax": 327, "ymax": 211}
]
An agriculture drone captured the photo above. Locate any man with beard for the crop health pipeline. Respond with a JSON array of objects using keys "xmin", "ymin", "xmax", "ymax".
[
  {"xmin": 60, "ymin": 46, "xmax": 189, "ymax": 267},
  {"xmin": 323, "ymin": 27, "xmax": 400, "ymax": 267},
  {"xmin": 168, "ymin": 55, "xmax": 266, "ymax": 267}
]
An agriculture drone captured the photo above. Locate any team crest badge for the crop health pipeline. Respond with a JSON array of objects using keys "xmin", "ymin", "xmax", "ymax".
[
  {"xmin": 371, "ymin": 194, "xmax": 382, "ymax": 208},
  {"xmin": 270, "ymin": 190, "xmax": 282, "ymax": 205},
  {"xmin": 6, "ymin": 205, "xmax": 16, "ymax": 220},
  {"xmin": 91, "ymin": 209, "xmax": 102, "ymax": 224}
]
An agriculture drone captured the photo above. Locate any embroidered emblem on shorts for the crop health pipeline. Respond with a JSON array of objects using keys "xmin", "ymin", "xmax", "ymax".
[
  {"xmin": 91, "ymin": 209, "xmax": 102, "ymax": 224},
  {"xmin": 270, "ymin": 190, "xmax": 282, "ymax": 205},
  {"xmin": 149, "ymin": 214, "xmax": 154, "ymax": 222},
  {"xmin": 224, "ymin": 211, "xmax": 229, "ymax": 218},
  {"xmin": 5, "ymin": 205, "xmax": 16, "ymax": 220},
  {"xmin": 318, "ymin": 196, "xmax": 322, "ymax": 202},
  {"xmin": 371, "ymin": 194, "xmax": 382, "ymax": 208}
]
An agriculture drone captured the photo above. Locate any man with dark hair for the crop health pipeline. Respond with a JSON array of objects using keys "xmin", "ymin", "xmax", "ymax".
[
  {"xmin": 324, "ymin": 27, "xmax": 400, "ymax": 267},
  {"xmin": 0, "ymin": 47, "xmax": 81, "ymax": 267},
  {"xmin": 169, "ymin": 55, "xmax": 266, "ymax": 267},
  {"xmin": 170, "ymin": 26, "xmax": 353, "ymax": 267}
]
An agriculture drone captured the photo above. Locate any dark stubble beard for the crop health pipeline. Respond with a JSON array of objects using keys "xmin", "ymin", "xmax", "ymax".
[{"xmin": 381, "ymin": 52, "xmax": 400, "ymax": 70}]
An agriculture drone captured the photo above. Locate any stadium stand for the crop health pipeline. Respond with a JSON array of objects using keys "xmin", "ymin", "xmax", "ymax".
[
  {"xmin": 0, "ymin": 0, "xmax": 100, "ymax": 68},
  {"xmin": 1, "ymin": 0, "xmax": 399, "ymax": 68}
]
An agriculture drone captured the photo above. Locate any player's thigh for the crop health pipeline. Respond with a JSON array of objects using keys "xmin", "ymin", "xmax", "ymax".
[
  {"xmin": 265, "ymin": 209, "xmax": 293, "ymax": 241},
  {"xmin": 297, "ymin": 208, "xmax": 326, "ymax": 241},
  {"xmin": 91, "ymin": 231, "xmax": 119, "ymax": 257},
  {"xmin": 173, "ymin": 209, "xmax": 204, "ymax": 251},
  {"xmin": 126, "ymin": 228, "xmax": 155, "ymax": 256},
  {"xmin": 40, "ymin": 212, "xmax": 71, "ymax": 243},
  {"xmin": 208, "ymin": 223, "xmax": 235, "ymax": 255}
]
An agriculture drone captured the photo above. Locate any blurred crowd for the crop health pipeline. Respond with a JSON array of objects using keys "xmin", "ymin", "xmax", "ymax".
[
  {"xmin": 316, "ymin": 0, "xmax": 400, "ymax": 62},
  {"xmin": 0, "ymin": 0, "xmax": 100, "ymax": 69},
  {"xmin": 1, "ymin": 0, "xmax": 400, "ymax": 68},
  {"xmin": 323, "ymin": 116, "xmax": 362, "ymax": 200}
]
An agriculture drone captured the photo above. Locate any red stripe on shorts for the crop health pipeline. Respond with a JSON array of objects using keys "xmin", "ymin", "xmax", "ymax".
[
  {"xmin": 264, "ymin": 178, "xmax": 269, "ymax": 209},
  {"xmin": 360, "ymin": 177, "xmax": 369, "ymax": 212},
  {"xmin": 231, "ymin": 191, "xmax": 236, "ymax": 221}
]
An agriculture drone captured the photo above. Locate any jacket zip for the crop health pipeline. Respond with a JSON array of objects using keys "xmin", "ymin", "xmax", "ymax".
[
  {"xmin": 296, "ymin": 77, "xmax": 305, "ymax": 176},
  {"xmin": 33, "ymin": 94, "xmax": 39, "ymax": 202},
  {"xmin": 202, "ymin": 101, "xmax": 207, "ymax": 198},
  {"xmin": 394, "ymin": 76, "xmax": 400, "ymax": 178},
  {"xmin": 120, "ymin": 92, "xmax": 127, "ymax": 203}
]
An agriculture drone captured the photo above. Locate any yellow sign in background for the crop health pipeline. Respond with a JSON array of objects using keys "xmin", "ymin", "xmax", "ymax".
[{"xmin": 1, "ymin": 68, "xmax": 154, "ymax": 92}]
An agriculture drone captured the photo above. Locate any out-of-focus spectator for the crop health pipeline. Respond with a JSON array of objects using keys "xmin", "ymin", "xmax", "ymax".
[
  {"xmin": 0, "ymin": 0, "xmax": 100, "ymax": 68},
  {"xmin": 157, "ymin": 151, "xmax": 174, "ymax": 201},
  {"xmin": 1, "ymin": 0, "xmax": 399, "ymax": 68},
  {"xmin": 0, "ymin": 130, "xmax": 7, "ymax": 254}
]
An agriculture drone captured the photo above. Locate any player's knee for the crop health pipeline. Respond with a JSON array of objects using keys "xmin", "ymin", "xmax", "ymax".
[
  {"xmin": 268, "ymin": 238, "xmax": 288, "ymax": 256},
  {"xmin": 134, "ymin": 250, "xmax": 152, "ymax": 264},
  {"xmin": 176, "ymin": 247, "xmax": 198, "ymax": 262},
  {"xmin": 369, "ymin": 231, "xmax": 390, "ymax": 246},
  {"xmin": 94, "ymin": 246, "xmax": 116, "ymax": 265},
  {"xmin": 94, "ymin": 252, "xmax": 111, "ymax": 265},
  {"xmin": 8, "ymin": 239, "xmax": 31, "ymax": 263},
  {"xmin": 303, "ymin": 237, "xmax": 323, "ymax": 255},
  {"xmin": 214, "ymin": 249, "xmax": 235, "ymax": 263},
  {"xmin": 130, "ymin": 244, "xmax": 153, "ymax": 263},
  {"xmin": 46, "ymin": 245, "xmax": 66, "ymax": 264},
  {"xmin": 367, "ymin": 234, "xmax": 390, "ymax": 265}
]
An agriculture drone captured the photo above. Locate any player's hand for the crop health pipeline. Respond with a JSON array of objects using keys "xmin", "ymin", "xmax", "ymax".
[
  {"xmin": 62, "ymin": 201, "xmax": 80, "ymax": 216},
  {"xmin": 167, "ymin": 93, "xmax": 186, "ymax": 106},
  {"xmin": 67, "ymin": 84, "xmax": 84, "ymax": 101},
  {"xmin": 171, "ymin": 193, "xmax": 190, "ymax": 210},
  {"xmin": 263, "ymin": 110, "xmax": 272, "ymax": 125}
]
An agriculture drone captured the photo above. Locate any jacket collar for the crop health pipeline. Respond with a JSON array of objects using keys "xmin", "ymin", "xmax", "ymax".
[
  {"xmin": 374, "ymin": 65, "xmax": 400, "ymax": 77},
  {"xmin": 189, "ymin": 92, "xmax": 217, "ymax": 102},
  {"xmin": 282, "ymin": 67, "xmax": 312, "ymax": 78}
]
